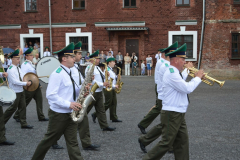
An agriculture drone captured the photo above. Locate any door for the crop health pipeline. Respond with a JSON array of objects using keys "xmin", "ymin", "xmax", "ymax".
[{"xmin": 126, "ymin": 39, "xmax": 139, "ymax": 65}]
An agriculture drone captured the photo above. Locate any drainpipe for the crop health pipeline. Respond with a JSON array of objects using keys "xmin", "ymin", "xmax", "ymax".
[
  {"xmin": 198, "ymin": 0, "xmax": 205, "ymax": 69},
  {"xmin": 49, "ymin": 0, "xmax": 52, "ymax": 54}
]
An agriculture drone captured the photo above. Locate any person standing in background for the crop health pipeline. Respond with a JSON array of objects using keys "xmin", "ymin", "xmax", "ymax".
[
  {"xmin": 43, "ymin": 47, "xmax": 51, "ymax": 57},
  {"xmin": 116, "ymin": 51, "xmax": 123, "ymax": 75},
  {"xmin": 99, "ymin": 51, "xmax": 106, "ymax": 64},
  {"xmin": 109, "ymin": 48, "xmax": 113, "ymax": 57},
  {"xmin": 146, "ymin": 54, "xmax": 153, "ymax": 76},
  {"xmin": 124, "ymin": 53, "xmax": 131, "ymax": 76},
  {"xmin": 141, "ymin": 60, "xmax": 146, "ymax": 76},
  {"xmin": 32, "ymin": 46, "xmax": 39, "ymax": 58}
]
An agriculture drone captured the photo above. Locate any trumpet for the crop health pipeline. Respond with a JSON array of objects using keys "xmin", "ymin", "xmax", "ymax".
[{"xmin": 187, "ymin": 67, "xmax": 225, "ymax": 88}]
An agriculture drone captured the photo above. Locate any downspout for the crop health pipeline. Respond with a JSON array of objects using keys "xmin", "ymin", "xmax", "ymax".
[
  {"xmin": 49, "ymin": 0, "xmax": 52, "ymax": 54},
  {"xmin": 198, "ymin": 0, "xmax": 205, "ymax": 69}
]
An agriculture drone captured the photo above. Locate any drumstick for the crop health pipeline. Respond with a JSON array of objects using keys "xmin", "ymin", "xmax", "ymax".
[
  {"xmin": 38, "ymin": 76, "xmax": 49, "ymax": 78},
  {"xmin": 0, "ymin": 81, "xmax": 6, "ymax": 87}
]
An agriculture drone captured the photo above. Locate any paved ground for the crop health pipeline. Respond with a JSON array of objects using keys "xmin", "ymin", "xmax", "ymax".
[{"xmin": 1, "ymin": 76, "xmax": 240, "ymax": 160}]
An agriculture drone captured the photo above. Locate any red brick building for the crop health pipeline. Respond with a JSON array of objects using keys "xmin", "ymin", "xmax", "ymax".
[{"xmin": 1, "ymin": 0, "xmax": 239, "ymax": 77}]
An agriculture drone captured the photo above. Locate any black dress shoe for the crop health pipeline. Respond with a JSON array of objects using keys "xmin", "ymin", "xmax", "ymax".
[
  {"xmin": 102, "ymin": 126, "xmax": 116, "ymax": 131},
  {"xmin": 39, "ymin": 118, "xmax": 49, "ymax": 121},
  {"xmin": 112, "ymin": 119, "xmax": 122, "ymax": 122},
  {"xmin": 138, "ymin": 124, "xmax": 147, "ymax": 134},
  {"xmin": 14, "ymin": 118, "xmax": 20, "ymax": 122},
  {"xmin": 138, "ymin": 138, "xmax": 147, "ymax": 153},
  {"xmin": 91, "ymin": 113, "xmax": 96, "ymax": 123},
  {"xmin": 21, "ymin": 125, "xmax": 34, "ymax": 129},
  {"xmin": 52, "ymin": 144, "xmax": 64, "ymax": 149},
  {"xmin": 0, "ymin": 140, "xmax": 15, "ymax": 146},
  {"xmin": 83, "ymin": 144, "xmax": 100, "ymax": 150}
]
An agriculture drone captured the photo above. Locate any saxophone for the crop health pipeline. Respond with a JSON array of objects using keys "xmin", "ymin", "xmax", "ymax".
[
  {"xmin": 71, "ymin": 59, "xmax": 99, "ymax": 123},
  {"xmin": 115, "ymin": 67, "xmax": 124, "ymax": 94},
  {"xmin": 102, "ymin": 63, "xmax": 113, "ymax": 91}
]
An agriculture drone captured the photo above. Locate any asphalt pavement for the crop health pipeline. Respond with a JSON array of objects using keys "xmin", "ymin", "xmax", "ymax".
[{"xmin": 1, "ymin": 76, "xmax": 240, "ymax": 160}]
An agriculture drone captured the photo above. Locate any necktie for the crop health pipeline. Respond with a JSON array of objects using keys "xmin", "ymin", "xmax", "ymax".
[
  {"xmin": 17, "ymin": 67, "xmax": 22, "ymax": 81},
  {"xmin": 70, "ymin": 71, "xmax": 76, "ymax": 101},
  {"xmin": 179, "ymin": 72, "xmax": 190, "ymax": 103}
]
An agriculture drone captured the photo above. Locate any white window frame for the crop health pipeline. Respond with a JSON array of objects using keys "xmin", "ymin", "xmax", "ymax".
[
  {"xmin": 72, "ymin": 0, "xmax": 86, "ymax": 9},
  {"xmin": 24, "ymin": 0, "xmax": 37, "ymax": 11},
  {"xmin": 66, "ymin": 28, "xmax": 92, "ymax": 54},
  {"xmin": 20, "ymin": 29, "xmax": 44, "ymax": 58},
  {"xmin": 168, "ymin": 26, "xmax": 197, "ymax": 61}
]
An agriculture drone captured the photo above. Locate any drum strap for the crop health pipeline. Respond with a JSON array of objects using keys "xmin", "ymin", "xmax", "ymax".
[
  {"xmin": 17, "ymin": 67, "xmax": 22, "ymax": 81},
  {"xmin": 61, "ymin": 66, "xmax": 78, "ymax": 101}
]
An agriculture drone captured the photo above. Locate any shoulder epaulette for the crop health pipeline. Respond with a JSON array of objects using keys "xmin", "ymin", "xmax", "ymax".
[
  {"xmin": 24, "ymin": 61, "xmax": 28, "ymax": 65},
  {"xmin": 169, "ymin": 68, "xmax": 174, "ymax": 73},
  {"xmin": 107, "ymin": 68, "xmax": 110, "ymax": 71},
  {"xmin": 165, "ymin": 63, "xmax": 169, "ymax": 67},
  {"xmin": 9, "ymin": 66, "xmax": 13, "ymax": 69},
  {"xmin": 56, "ymin": 67, "xmax": 62, "ymax": 73},
  {"xmin": 161, "ymin": 60, "xmax": 164, "ymax": 63}
]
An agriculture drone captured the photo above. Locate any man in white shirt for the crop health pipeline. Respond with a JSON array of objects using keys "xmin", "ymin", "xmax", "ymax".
[
  {"xmin": 138, "ymin": 42, "xmax": 178, "ymax": 134},
  {"xmin": 142, "ymin": 43, "xmax": 205, "ymax": 160},
  {"xmin": 73, "ymin": 41, "xmax": 100, "ymax": 151},
  {"xmin": 155, "ymin": 50, "xmax": 162, "ymax": 60},
  {"xmin": 43, "ymin": 47, "xmax": 51, "ymax": 57},
  {"xmin": 0, "ymin": 72, "xmax": 15, "ymax": 146},
  {"xmin": 32, "ymin": 53, "xmax": 40, "ymax": 65},
  {"xmin": 7, "ymin": 57, "xmax": 12, "ymax": 68},
  {"xmin": 32, "ymin": 42, "xmax": 84, "ymax": 160},
  {"xmin": 83, "ymin": 50, "xmax": 116, "ymax": 131},
  {"xmin": 13, "ymin": 48, "xmax": 48, "ymax": 122},
  {"xmin": 92, "ymin": 57, "xmax": 121, "ymax": 122},
  {"xmin": 3, "ymin": 49, "xmax": 33, "ymax": 129}
]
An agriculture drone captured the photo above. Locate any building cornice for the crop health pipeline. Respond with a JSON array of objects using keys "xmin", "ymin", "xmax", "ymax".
[
  {"xmin": 28, "ymin": 23, "xmax": 86, "ymax": 28},
  {"xmin": 95, "ymin": 21, "xmax": 145, "ymax": 27},
  {"xmin": 175, "ymin": 20, "xmax": 197, "ymax": 25},
  {"xmin": 0, "ymin": 24, "xmax": 21, "ymax": 29}
]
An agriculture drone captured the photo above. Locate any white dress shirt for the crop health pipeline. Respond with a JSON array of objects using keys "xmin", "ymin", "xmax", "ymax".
[
  {"xmin": 43, "ymin": 51, "xmax": 51, "ymax": 57},
  {"xmin": 162, "ymin": 65, "xmax": 202, "ymax": 113},
  {"xmin": 21, "ymin": 61, "xmax": 36, "ymax": 76},
  {"xmin": 47, "ymin": 65, "xmax": 81, "ymax": 113},
  {"xmin": 157, "ymin": 60, "xmax": 170, "ymax": 100},
  {"xmin": 71, "ymin": 63, "xmax": 85, "ymax": 87},
  {"xmin": 7, "ymin": 59, "xmax": 12, "ymax": 67},
  {"xmin": 3, "ymin": 58, "xmax": 8, "ymax": 68},
  {"xmin": 106, "ymin": 66, "xmax": 117, "ymax": 89},
  {"xmin": 7, "ymin": 64, "xmax": 27, "ymax": 93},
  {"xmin": 85, "ymin": 65, "xmax": 105, "ymax": 93},
  {"xmin": 155, "ymin": 53, "xmax": 161, "ymax": 60},
  {"xmin": 154, "ymin": 58, "xmax": 165, "ymax": 84}
]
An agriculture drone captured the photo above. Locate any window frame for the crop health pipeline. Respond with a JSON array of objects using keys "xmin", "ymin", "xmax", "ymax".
[
  {"xmin": 168, "ymin": 26, "xmax": 198, "ymax": 61},
  {"xmin": 72, "ymin": 0, "xmax": 85, "ymax": 10},
  {"xmin": 173, "ymin": 35, "xmax": 194, "ymax": 59},
  {"xmin": 123, "ymin": 0, "xmax": 137, "ymax": 8},
  {"xmin": 25, "ymin": 0, "xmax": 38, "ymax": 12},
  {"xmin": 231, "ymin": 33, "xmax": 240, "ymax": 59},
  {"xmin": 176, "ymin": 0, "xmax": 190, "ymax": 6}
]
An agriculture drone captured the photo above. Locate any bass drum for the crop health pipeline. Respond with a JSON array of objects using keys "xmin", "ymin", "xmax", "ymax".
[
  {"xmin": 0, "ymin": 86, "xmax": 16, "ymax": 107},
  {"xmin": 36, "ymin": 56, "xmax": 60, "ymax": 83}
]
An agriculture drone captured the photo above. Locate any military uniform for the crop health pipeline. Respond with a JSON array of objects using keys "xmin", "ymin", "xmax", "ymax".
[
  {"xmin": 14, "ymin": 47, "xmax": 47, "ymax": 121},
  {"xmin": 143, "ymin": 43, "xmax": 202, "ymax": 160},
  {"xmin": 32, "ymin": 43, "xmax": 84, "ymax": 160},
  {"xmin": 92, "ymin": 58, "xmax": 120, "ymax": 122},
  {"xmin": 138, "ymin": 42, "xmax": 178, "ymax": 131},
  {"xmin": 3, "ymin": 49, "xmax": 33, "ymax": 129},
  {"xmin": 0, "ymin": 73, "xmax": 7, "ymax": 143}
]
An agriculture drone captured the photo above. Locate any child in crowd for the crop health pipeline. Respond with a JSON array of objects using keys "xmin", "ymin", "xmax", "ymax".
[
  {"xmin": 141, "ymin": 60, "xmax": 146, "ymax": 76},
  {"xmin": 132, "ymin": 58, "xmax": 138, "ymax": 76}
]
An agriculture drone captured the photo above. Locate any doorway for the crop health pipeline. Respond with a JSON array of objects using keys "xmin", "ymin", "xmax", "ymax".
[{"xmin": 126, "ymin": 39, "xmax": 139, "ymax": 65}]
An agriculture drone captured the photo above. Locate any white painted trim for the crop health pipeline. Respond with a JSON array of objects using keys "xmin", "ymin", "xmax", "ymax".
[
  {"xmin": 20, "ymin": 29, "xmax": 44, "ymax": 58},
  {"xmin": 65, "ymin": 28, "xmax": 92, "ymax": 54},
  {"xmin": 168, "ymin": 26, "xmax": 198, "ymax": 61},
  {"xmin": 24, "ymin": 0, "xmax": 26, "ymax": 11},
  {"xmin": 95, "ymin": 22, "xmax": 145, "ymax": 27},
  {"xmin": 72, "ymin": 0, "xmax": 73, "ymax": 9},
  {"xmin": 28, "ymin": 23, "xmax": 86, "ymax": 28},
  {"xmin": 0, "ymin": 25, "xmax": 21, "ymax": 29},
  {"xmin": 175, "ymin": 21, "xmax": 197, "ymax": 25}
]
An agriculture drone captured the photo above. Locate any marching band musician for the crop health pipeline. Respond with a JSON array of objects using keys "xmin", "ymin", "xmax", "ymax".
[
  {"xmin": 73, "ymin": 41, "xmax": 100, "ymax": 150},
  {"xmin": 142, "ymin": 44, "xmax": 205, "ymax": 160},
  {"xmin": 83, "ymin": 50, "xmax": 116, "ymax": 131},
  {"xmin": 32, "ymin": 43, "xmax": 84, "ymax": 160},
  {"xmin": 0, "ymin": 72, "xmax": 15, "ymax": 146},
  {"xmin": 138, "ymin": 42, "xmax": 178, "ymax": 134},
  {"xmin": 92, "ymin": 57, "xmax": 122, "ymax": 122},
  {"xmin": 13, "ymin": 47, "xmax": 48, "ymax": 122},
  {"xmin": 3, "ymin": 49, "xmax": 33, "ymax": 129}
]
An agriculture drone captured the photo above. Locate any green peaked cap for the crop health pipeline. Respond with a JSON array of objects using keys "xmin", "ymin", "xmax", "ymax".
[
  {"xmin": 165, "ymin": 43, "xmax": 187, "ymax": 58},
  {"xmin": 106, "ymin": 57, "xmax": 115, "ymax": 63},
  {"xmin": 8, "ymin": 49, "xmax": 20, "ymax": 58},
  {"xmin": 158, "ymin": 48, "xmax": 165, "ymax": 52},
  {"xmin": 162, "ymin": 41, "xmax": 178, "ymax": 53},
  {"xmin": 23, "ymin": 47, "xmax": 34, "ymax": 55},
  {"xmin": 53, "ymin": 42, "xmax": 75, "ymax": 56},
  {"xmin": 89, "ymin": 50, "xmax": 100, "ymax": 58},
  {"xmin": 74, "ymin": 41, "xmax": 82, "ymax": 52}
]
